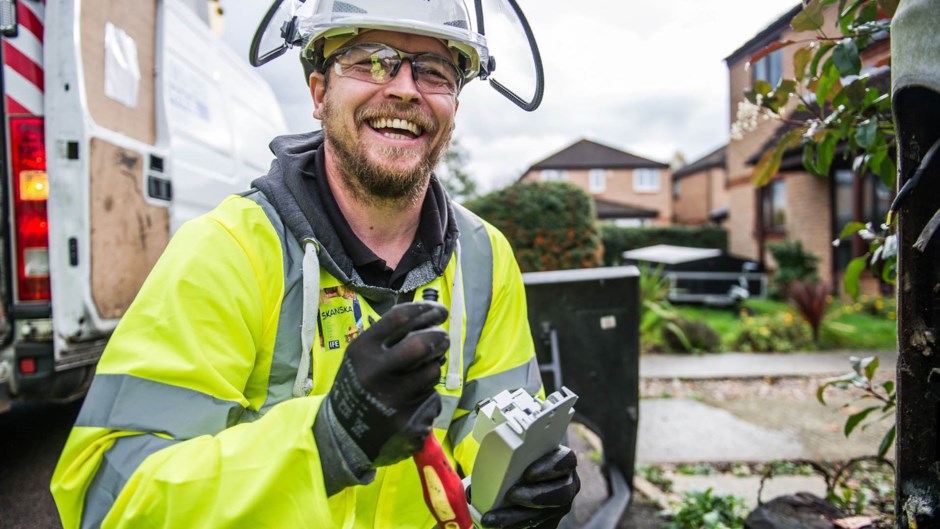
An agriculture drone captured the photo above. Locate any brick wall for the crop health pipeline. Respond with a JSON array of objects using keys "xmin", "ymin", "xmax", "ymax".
[
  {"xmin": 674, "ymin": 173, "xmax": 709, "ymax": 223},
  {"xmin": 728, "ymin": 180, "xmax": 757, "ymax": 258},
  {"xmin": 781, "ymin": 171, "xmax": 834, "ymax": 286},
  {"xmin": 674, "ymin": 166, "xmax": 730, "ymax": 225},
  {"xmin": 726, "ymin": 7, "xmax": 836, "ymax": 261}
]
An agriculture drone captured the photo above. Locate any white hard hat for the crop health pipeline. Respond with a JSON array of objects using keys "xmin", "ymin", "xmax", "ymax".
[{"xmin": 296, "ymin": 0, "xmax": 488, "ymax": 83}]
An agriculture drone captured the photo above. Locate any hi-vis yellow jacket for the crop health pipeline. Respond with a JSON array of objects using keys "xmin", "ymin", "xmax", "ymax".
[{"xmin": 51, "ymin": 164, "xmax": 540, "ymax": 528}]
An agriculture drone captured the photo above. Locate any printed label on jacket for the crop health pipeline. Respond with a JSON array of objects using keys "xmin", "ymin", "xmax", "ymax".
[{"xmin": 318, "ymin": 286, "xmax": 363, "ymax": 350}]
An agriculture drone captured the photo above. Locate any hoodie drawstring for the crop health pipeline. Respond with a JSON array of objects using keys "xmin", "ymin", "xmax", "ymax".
[
  {"xmin": 445, "ymin": 241, "xmax": 463, "ymax": 391},
  {"xmin": 294, "ymin": 239, "xmax": 319, "ymax": 397}
]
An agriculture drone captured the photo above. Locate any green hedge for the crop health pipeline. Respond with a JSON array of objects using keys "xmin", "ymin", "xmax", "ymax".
[
  {"xmin": 599, "ymin": 224, "xmax": 728, "ymax": 266},
  {"xmin": 464, "ymin": 181, "xmax": 602, "ymax": 272}
]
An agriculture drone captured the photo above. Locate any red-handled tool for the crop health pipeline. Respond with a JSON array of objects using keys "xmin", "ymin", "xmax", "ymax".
[
  {"xmin": 413, "ymin": 287, "xmax": 472, "ymax": 529},
  {"xmin": 414, "ymin": 434, "xmax": 473, "ymax": 529}
]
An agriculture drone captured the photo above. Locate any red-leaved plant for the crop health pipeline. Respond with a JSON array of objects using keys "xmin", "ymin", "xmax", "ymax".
[{"xmin": 787, "ymin": 279, "xmax": 831, "ymax": 343}]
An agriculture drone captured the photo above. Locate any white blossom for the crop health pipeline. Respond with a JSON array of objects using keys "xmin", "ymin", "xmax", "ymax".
[{"xmin": 730, "ymin": 95, "xmax": 780, "ymax": 141}]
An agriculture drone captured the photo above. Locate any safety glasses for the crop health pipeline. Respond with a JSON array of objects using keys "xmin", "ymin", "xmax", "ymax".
[{"xmin": 325, "ymin": 43, "xmax": 463, "ymax": 96}]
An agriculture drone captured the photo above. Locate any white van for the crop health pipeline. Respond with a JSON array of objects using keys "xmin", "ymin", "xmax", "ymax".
[{"xmin": 0, "ymin": 0, "xmax": 288, "ymax": 410}]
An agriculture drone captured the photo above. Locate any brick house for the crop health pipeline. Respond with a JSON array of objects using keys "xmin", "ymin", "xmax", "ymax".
[
  {"xmin": 519, "ymin": 139, "xmax": 671, "ymax": 226},
  {"xmin": 671, "ymin": 145, "xmax": 730, "ymax": 225},
  {"xmin": 723, "ymin": 4, "xmax": 892, "ymax": 293}
]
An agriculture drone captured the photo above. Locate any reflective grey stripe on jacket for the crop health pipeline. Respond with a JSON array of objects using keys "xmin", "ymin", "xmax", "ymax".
[
  {"xmin": 445, "ymin": 205, "xmax": 543, "ymax": 447},
  {"xmin": 243, "ymin": 190, "xmax": 307, "ymax": 413},
  {"xmin": 80, "ymin": 434, "xmax": 176, "ymax": 529},
  {"xmin": 76, "ymin": 374, "xmax": 258, "ymax": 438}
]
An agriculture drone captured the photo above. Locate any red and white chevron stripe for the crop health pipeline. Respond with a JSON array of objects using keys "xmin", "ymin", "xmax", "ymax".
[{"xmin": 2, "ymin": 0, "xmax": 45, "ymax": 116}]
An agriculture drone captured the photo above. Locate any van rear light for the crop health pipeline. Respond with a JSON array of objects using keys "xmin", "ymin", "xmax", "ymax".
[
  {"xmin": 10, "ymin": 117, "xmax": 50, "ymax": 302},
  {"xmin": 19, "ymin": 357, "xmax": 36, "ymax": 375}
]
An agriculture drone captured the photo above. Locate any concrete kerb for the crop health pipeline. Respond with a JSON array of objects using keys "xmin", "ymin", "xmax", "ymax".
[{"xmin": 639, "ymin": 350, "xmax": 898, "ymax": 380}]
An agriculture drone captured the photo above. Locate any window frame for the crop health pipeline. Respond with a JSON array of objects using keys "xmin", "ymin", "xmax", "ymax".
[
  {"xmin": 540, "ymin": 169, "xmax": 566, "ymax": 182},
  {"xmin": 760, "ymin": 179, "xmax": 787, "ymax": 233},
  {"xmin": 752, "ymin": 49, "xmax": 783, "ymax": 88},
  {"xmin": 633, "ymin": 168, "xmax": 661, "ymax": 193},
  {"xmin": 588, "ymin": 168, "xmax": 607, "ymax": 193}
]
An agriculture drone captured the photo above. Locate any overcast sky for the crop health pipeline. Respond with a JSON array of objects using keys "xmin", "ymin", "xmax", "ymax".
[{"xmin": 219, "ymin": 1, "xmax": 798, "ymax": 192}]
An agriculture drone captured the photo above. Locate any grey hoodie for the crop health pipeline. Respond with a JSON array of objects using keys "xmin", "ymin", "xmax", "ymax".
[{"xmin": 251, "ymin": 130, "xmax": 459, "ymax": 313}]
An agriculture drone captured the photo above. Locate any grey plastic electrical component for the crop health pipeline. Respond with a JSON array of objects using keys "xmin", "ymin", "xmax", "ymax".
[{"xmin": 464, "ymin": 387, "xmax": 578, "ymax": 525}]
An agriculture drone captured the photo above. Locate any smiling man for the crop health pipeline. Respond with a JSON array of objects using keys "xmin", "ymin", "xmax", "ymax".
[{"xmin": 51, "ymin": 2, "xmax": 578, "ymax": 528}]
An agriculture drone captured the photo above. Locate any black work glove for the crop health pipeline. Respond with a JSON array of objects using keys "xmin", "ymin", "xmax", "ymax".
[
  {"xmin": 327, "ymin": 301, "xmax": 449, "ymax": 468},
  {"xmin": 481, "ymin": 446, "xmax": 581, "ymax": 529}
]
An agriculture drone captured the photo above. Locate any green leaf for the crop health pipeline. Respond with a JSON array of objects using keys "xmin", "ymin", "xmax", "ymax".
[
  {"xmin": 881, "ymin": 257, "xmax": 897, "ymax": 283},
  {"xmin": 878, "ymin": 424, "xmax": 896, "ymax": 459},
  {"xmin": 844, "ymin": 256, "xmax": 867, "ymax": 299},
  {"xmin": 802, "ymin": 144, "xmax": 818, "ymax": 175},
  {"xmin": 793, "ymin": 47, "xmax": 813, "ymax": 82},
  {"xmin": 843, "ymin": 78, "xmax": 867, "ymax": 106},
  {"xmin": 664, "ymin": 321, "xmax": 693, "ymax": 353},
  {"xmin": 855, "ymin": 118, "xmax": 878, "ymax": 148},
  {"xmin": 839, "ymin": 221, "xmax": 867, "ymax": 240},
  {"xmin": 839, "ymin": 0, "xmax": 868, "ymax": 33},
  {"xmin": 868, "ymin": 147, "xmax": 887, "ymax": 175},
  {"xmin": 816, "ymin": 133, "xmax": 837, "ymax": 176},
  {"xmin": 864, "ymin": 356, "xmax": 880, "ymax": 380},
  {"xmin": 833, "ymin": 39, "xmax": 862, "ymax": 76},
  {"xmin": 792, "ymin": 0, "xmax": 826, "ymax": 31},
  {"xmin": 753, "ymin": 128, "xmax": 804, "ymax": 187},
  {"xmin": 858, "ymin": 0, "xmax": 878, "ymax": 25},
  {"xmin": 875, "ymin": 155, "xmax": 897, "ymax": 190},
  {"xmin": 810, "ymin": 43, "xmax": 835, "ymax": 79},
  {"xmin": 817, "ymin": 62, "xmax": 842, "ymax": 102},
  {"xmin": 882, "ymin": 380, "xmax": 895, "ymax": 396},
  {"xmin": 772, "ymin": 80, "xmax": 798, "ymax": 108},
  {"xmin": 752, "ymin": 80, "xmax": 773, "ymax": 99},
  {"xmin": 817, "ymin": 373, "xmax": 858, "ymax": 404},
  {"xmin": 845, "ymin": 405, "xmax": 880, "ymax": 437}
]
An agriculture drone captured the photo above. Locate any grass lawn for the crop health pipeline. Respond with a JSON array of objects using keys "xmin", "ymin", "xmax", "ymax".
[{"xmin": 652, "ymin": 297, "xmax": 898, "ymax": 353}]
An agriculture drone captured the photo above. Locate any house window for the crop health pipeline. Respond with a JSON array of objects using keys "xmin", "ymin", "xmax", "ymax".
[
  {"xmin": 633, "ymin": 168, "xmax": 660, "ymax": 193},
  {"xmin": 833, "ymin": 169, "xmax": 892, "ymax": 270},
  {"xmin": 673, "ymin": 180, "xmax": 680, "ymax": 199},
  {"xmin": 588, "ymin": 169, "xmax": 607, "ymax": 193},
  {"xmin": 752, "ymin": 49, "xmax": 782, "ymax": 87},
  {"xmin": 761, "ymin": 179, "xmax": 787, "ymax": 232},
  {"xmin": 540, "ymin": 169, "xmax": 566, "ymax": 182}
]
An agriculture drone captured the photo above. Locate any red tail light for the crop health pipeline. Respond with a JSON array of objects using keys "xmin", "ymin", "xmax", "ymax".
[{"xmin": 10, "ymin": 117, "xmax": 50, "ymax": 301}]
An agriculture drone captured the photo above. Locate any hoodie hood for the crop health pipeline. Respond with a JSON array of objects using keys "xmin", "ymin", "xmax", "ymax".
[{"xmin": 251, "ymin": 131, "xmax": 458, "ymax": 305}]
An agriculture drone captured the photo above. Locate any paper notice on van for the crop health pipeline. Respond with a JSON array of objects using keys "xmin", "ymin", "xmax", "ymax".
[{"xmin": 104, "ymin": 22, "xmax": 141, "ymax": 108}]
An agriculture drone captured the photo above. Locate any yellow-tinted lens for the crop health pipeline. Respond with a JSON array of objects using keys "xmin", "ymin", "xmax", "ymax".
[{"xmin": 330, "ymin": 44, "xmax": 460, "ymax": 95}]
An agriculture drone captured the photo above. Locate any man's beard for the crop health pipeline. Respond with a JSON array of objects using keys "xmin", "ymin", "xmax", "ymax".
[{"xmin": 321, "ymin": 98, "xmax": 453, "ymax": 207}]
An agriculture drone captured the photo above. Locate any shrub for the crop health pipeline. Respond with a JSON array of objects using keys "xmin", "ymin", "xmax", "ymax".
[
  {"xmin": 464, "ymin": 182, "xmax": 602, "ymax": 272},
  {"xmin": 767, "ymin": 240, "xmax": 819, "ymax": 298},
  {"xmin": 662, "ymin": 318, "xmax": 721, "ymax": 354},
  {"xmin": 638, "ymin": 263, "xmax": 690, "ymax": 352},
  {"xmin": 666, "ymin": 488, "xmax": 747, "ymax": 529},
  {"xmin": 787, "ymin": 279, "xmax": 831, "ymax": 342},
  {"xmin": 733, "ymin": 312, "xmax": 812, "ymax": 352},
  {"xmin": 599, "ymin": 224, "xmax": 728, "ymax": 266}
]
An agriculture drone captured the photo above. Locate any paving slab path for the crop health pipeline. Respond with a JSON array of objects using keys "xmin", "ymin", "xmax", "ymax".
[{"xmin": 572, "ymin": 350, "xmax": 898, "ymax": 527}]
